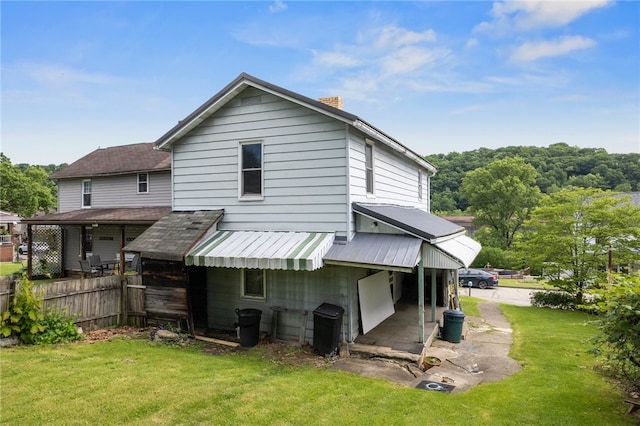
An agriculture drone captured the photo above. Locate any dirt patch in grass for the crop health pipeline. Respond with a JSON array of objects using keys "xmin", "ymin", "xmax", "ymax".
[{"xmin": 80, "ymin": 326, "xmax": 329, "ymax": 368}]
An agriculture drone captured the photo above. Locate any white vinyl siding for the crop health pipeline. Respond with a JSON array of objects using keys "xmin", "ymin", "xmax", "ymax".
[
  {"xmin": 172, "ymin": 87, "xmax": 349, "ymax": 236},
  {"xmin": 349, "ymin": 131, "xmax": 429, "ymax": 234},
  {"xmin": 56, "ymin": 171, "xmax": 171, "ymax": 212}
]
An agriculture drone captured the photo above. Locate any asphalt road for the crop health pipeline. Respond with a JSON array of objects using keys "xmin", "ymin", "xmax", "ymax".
[{"xmin": 462, "ymin": 286, "xmax": 539, "ymax": 306}]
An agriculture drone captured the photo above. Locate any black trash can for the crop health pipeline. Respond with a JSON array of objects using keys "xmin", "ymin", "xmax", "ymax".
[
  {"xmin": 442, "ymin": 309, "xmax": 465, "ymax": 343},
  {"xmin": 235, "ymin": 308, "xmax": 262, "ymax": 347},
  {"xmin": 312, "ymin": 303, "xmax": 344, "ymax": 356}
]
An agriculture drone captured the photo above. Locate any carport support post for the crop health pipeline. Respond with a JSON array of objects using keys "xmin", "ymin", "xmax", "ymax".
[
  {"xmin": 431, "ymin": 269, "xmax": 437, "ymax": 322},
  {"xmin": 418, "ymin": 259, "xmax": 424, "ymax": 343}
]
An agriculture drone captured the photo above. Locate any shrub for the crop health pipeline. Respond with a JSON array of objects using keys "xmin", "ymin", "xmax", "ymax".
[
  {"xmin": 530, "ymin": 290, "xmax": 576, "ymax": 309},
  {"xmin": 590, "ymin": 274, "xmax": 640, "ymax": 391},
  {"xmin": 31, "ymin": 310, "xmax": 82, "ymax": 345},
  {"xmin": 0, "ymin": 274, "xmax": 45, "ymax": 343}
]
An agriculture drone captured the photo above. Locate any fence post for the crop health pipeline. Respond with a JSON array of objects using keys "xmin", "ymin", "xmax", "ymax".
[{"xmin": 121, "ymin": 276, "xmax": 128, "ymax": 326}]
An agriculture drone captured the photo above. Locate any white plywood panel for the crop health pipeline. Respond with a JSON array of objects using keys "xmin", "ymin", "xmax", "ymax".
[{"xmin": 358, "ymin": 271, "xmax": 395, "ymax": 334}]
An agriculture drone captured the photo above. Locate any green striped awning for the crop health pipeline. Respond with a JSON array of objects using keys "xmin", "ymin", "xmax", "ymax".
[{"xmin": 185, "ymin": 231, "xmax": 335, "ymax": 271}]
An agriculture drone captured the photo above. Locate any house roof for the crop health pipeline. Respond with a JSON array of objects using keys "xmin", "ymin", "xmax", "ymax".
[
  {"xmin": 154, "ymin": 72, "xmax": 436, "ymax": 174},
  {"xmin": 51, "ymin": 142, "xmax": 171, "ymax": 179},
  {"xmin": 0, "ymin": 210, "xmax": 21, "ymax": 224},
  {"xmin": 353, "ymin": 203, "xmax": 464, "ymax": 242},
  {"xmin": 123, "ymin": 210, "xmax": 223, "ymax": 261},
  {"xmin": 21, "ymin": 207, "xmax": 172, "ymax": 225}
]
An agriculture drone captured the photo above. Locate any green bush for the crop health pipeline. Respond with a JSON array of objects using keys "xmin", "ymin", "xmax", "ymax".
[
  {"xmin": 590, "ymin": 274, "xmax": 640, "ymax": 391},
  {"xmin": 31, "ymin": 310, "xmax": 82, "ymax": 345},
  {"xmin": 0, "ymin": 274, "xmax": 45, "ymax": 343},
  {"xmin": 530, "ymin": 290, "xmax": 576, "ymax": 309}
]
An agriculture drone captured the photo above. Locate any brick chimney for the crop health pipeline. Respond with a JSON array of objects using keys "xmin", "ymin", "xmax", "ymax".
[{"xmin": 318, "ymin": 96, "xmax": 343, "ymax": 110}]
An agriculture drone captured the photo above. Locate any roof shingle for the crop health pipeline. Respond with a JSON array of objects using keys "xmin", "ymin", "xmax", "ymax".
[{"xmin": 51, "ymin": 143, "xmax": 171, "ymax": 179}]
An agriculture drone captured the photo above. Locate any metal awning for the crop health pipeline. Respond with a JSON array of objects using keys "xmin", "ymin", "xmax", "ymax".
[
  {"xmin": 435, "ymin": 234, "xmax": 482, "ymax": 269},
  {"xmin": 186, "ymin": 231, "xmax": 335, "ymax": 271},
  {"xmin": 324, "ymin": 233, "xmax": 422, "ymax": 273}
]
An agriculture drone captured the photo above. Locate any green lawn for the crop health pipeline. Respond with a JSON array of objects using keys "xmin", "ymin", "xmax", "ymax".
[
  {"xmin": 499, "ymin": 277, "xmax": 555, "ymax": 290},
  {"xmin": 1, "ymin": 306, "xmax": 634, "ymax": 425},
  {"xmin": 0, "ymin": 261, "xmax": 25, "ymax": 276}
]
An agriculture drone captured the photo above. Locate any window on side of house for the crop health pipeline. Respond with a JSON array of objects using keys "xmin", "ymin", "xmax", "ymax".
[
  {"xmin": 241, "ymin": 269, "xmax": 266, "ymax": 300},
  {"xmin": 365, "ymin": 142, "xmax": 374, "ymax": 195},
  {"xmin": 138, "ymin": 173, "xmax": 149, "ymax": 193},
  {"xmin": 82, "ymin": 179, "xmax": 92, "ymax": 208},
  {"xmin": 418, "ymin": 171, "xmax": 423, "ymax": 201},
  {"xmin": 239, "ymin": 141, "xmax": 263, "ymax": 199}
]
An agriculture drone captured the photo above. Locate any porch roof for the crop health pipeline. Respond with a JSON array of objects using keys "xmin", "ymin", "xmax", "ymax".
[
  {"xmin": 123, "ymin": 210, "xmax": 223, "ymax": 261},
  {"xmin": 324, "ymin": 233, "xmax": 422, "ymax": 273},
  {"xmin": 21, "ymin": 207, "xmax": 172, "ymax": 226},
  {"xmin": 185, "ymin": 231, "xmax": 335, "ymax": 271},
  {"xmin": 352, "ymin": 202, "xmax": 481, "ymax": 268}
]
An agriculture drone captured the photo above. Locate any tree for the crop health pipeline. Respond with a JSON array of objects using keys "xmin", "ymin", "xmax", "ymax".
[
  {"xmin": 520, "ymin": 188, "xmax": 640, "ymax": 304},
  {"xmin": 459, "ymin": 157, "xmax": 540, "ymax": 249},
  {"xmin": 0, "ymin": 154, "xmax": 57, "ymax": 218}
]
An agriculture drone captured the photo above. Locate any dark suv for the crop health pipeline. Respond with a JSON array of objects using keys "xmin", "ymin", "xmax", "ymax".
[{"xmin": 458, "ymin": 268, "xmax": 499, "ymax": 289}]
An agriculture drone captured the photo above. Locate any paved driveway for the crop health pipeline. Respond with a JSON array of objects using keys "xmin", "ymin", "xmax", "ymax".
[{"xmin": 462, "ymin": 286, "xmax": 539, "ymax": 306}]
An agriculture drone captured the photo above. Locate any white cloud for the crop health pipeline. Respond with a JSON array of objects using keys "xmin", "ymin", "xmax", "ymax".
[
  {"xmin": 475, "ymin": 0, "xmax": 612, "ymax": 35},
  {"xmin": 269, "ymin": 1, "xmax": 287, "ymax": 13},
  {"xmin": 16, "ymin": 62, "xmax": 117, "ymax": 88},
  {"xmin": 465, "ymin": 38, "xmax": 479, "ymax": 49},
  {"xmin": 510, "ymin": 35, "xmax": 596, "ymax": 62},
  {"xmin": 374, "ymin": 25, "xmax": 436, "ymax": 49}
]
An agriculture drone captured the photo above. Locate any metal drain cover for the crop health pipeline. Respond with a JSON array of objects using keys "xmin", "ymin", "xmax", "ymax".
[{"xmin": 416, "ymin": 380, "xmax": 455, "ymax": 393}]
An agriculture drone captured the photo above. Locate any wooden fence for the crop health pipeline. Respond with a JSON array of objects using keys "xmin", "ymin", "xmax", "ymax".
[{"xmin": 0, "ymin": 275, "xmax": 145, "ymax": 331}]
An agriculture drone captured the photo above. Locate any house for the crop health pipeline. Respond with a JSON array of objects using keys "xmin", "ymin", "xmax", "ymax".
[
  {"xmin": 124, "ymin": 73, "xmax": 481, "ymax": 350},
  {"xmin": 22, "ymin": 143, "xmax": 172, "ymax": 278}
]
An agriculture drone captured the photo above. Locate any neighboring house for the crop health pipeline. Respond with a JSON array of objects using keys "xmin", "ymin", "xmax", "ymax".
[
  {"xmin": 22, "ymin": 143, "xmax": 172, "ymax": 278},
  {"xmin": 125, "ymin": 73, "xmax": 481, "ymax": 349},
  {"xmin": 0, "ymin": 210, "xmax": 21, "ymax": 262}
]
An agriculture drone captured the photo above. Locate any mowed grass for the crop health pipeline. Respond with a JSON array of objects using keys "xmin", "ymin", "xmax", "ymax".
[
  {"xmin": 1, "ymin": 307, "xmax": 634, "ymax": 425},
  {"xmin": 0, "ymin": 261, "xmax": 25, "ymax": 276}
]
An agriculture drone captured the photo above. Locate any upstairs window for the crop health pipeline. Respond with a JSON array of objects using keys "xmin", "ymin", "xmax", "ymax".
[
  {"xmin": 82, "ymin": 179, "xmax": 92, "ymax": 208},
  {"xmin": 138, "ymin": 173, "xmax": 149, "ymax": 193},
  {"xmin": 418, "ymin": 171, "xmax": 423, "ymax": 201},
  {"xmin": 242, "ymin": 269, "xmax": 266, "ymax": 300},
  {"xmin": 365, "ymin": 142, "xmax": 374, "ymax": 195},
  {"xmin": 239, "ymin": 141, "xmax": 263, "ymax": 199}
]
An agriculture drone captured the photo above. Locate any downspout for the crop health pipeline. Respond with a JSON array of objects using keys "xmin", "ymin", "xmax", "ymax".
[{"xmin": 345, "ymin": 123, "xmax": 353, "ymax": 342}]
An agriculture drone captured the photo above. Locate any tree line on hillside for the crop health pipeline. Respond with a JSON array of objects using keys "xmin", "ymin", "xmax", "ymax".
[{"xmin": 426, "ymin": 143, "xmax": 640, "ymax": 213}]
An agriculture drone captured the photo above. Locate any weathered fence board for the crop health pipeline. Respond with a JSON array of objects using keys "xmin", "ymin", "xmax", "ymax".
[{"xmin": 1, "ymin": 275, "xmax": 144, "ymax": 332}]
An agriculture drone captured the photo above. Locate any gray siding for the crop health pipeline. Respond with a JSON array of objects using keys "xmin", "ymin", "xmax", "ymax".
[
  {"xmin": 57, "ymin": 171, "xmax": 171, "ymax": 213},
  {"xmin": 206, "ymin": 265, "xmax": 367, "ymax": 344},
  {"xmin": 348, "ymin": 132, "xmax": 429, "ymax": 238},
  {"xmin": 172, "ymin": 87, "xmax": 350, "ymax": 236}
]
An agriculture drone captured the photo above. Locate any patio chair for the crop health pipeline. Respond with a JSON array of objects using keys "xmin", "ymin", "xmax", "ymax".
[
  {"xmin": 125, "ymin": 254, "xmax": 140, "ymax": 274},
  {"xmin": 89, "ymin": 255, "xmax": 104, "ymax": 275},
  {"xmin": 79, "ymin": 260, "xmax": 100, "ymax": 278}
]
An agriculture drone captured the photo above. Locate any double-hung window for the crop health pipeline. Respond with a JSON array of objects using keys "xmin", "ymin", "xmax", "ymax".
[
  {"xmin": 239, "ymin": 141, "xmax": 263, "ymax": 199},
  {"xmin": 418, "ymin": 171, "xmax": 423, "ymax": 201},
  {"xmin": 365, "ymin": 142, "xmax": 374, "ymax": 195},
  {"xmin": 242, "ymin": 269, "xmax": 266, "ymax": 300},
  {"xmin": 138, "ymin": 173, "xmax": 149, "ymax": 193},
  {"xmin": 82, "ymin": 179, "xmax": 92, "ymax": 208}
]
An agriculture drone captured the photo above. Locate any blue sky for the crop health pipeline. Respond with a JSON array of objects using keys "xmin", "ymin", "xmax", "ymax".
[{"xmin": 2, "ymin": 1, "xmax": 638, "ymax": 165}]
